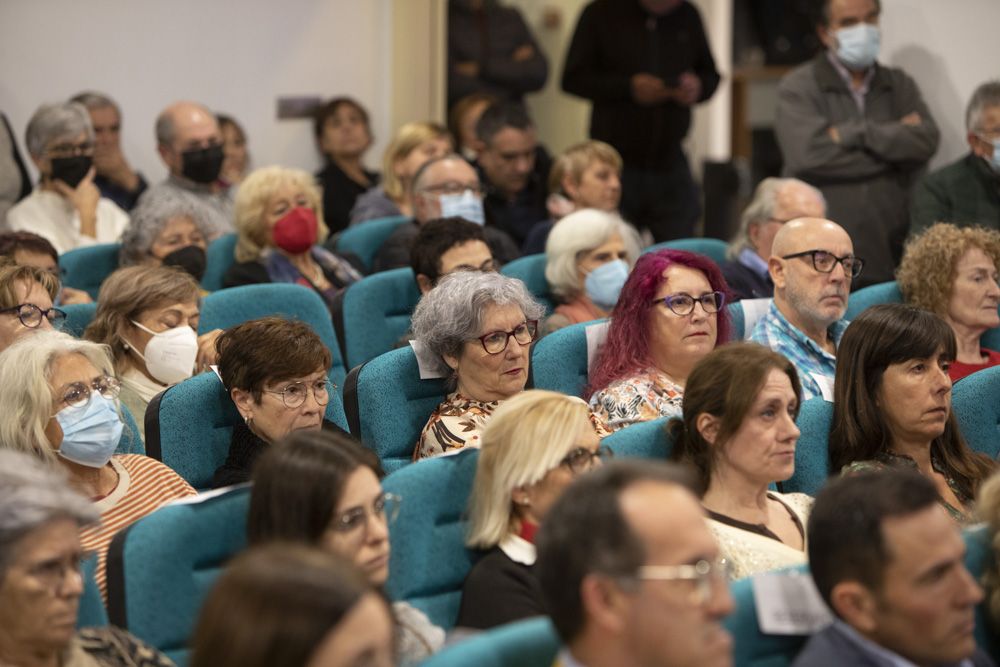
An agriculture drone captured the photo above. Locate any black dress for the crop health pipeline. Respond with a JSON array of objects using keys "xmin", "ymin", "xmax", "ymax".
[{"xmin": 316, "ymin": 161, "xmax": 380, "ymax": 236}]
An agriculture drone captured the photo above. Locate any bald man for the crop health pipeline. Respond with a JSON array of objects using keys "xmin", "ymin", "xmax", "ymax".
[
  {"xmin": 136, "ymin": 101, "xmax": 232, "ymax": 237},
  {"xmin": 749, "ymin": 218, "xmax": 864, "ymax": 400}
]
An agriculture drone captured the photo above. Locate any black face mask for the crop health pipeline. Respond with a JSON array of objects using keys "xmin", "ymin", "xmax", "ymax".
[
  {"xmin": 180, "ymin": 145, "xmax": 224, "ymax": 185},
  {"xmin": 50, "ymin": 155, "xmax": 93, "ymax": 188},
  {"xmin": 161, "ymin": 245, "xmax": 207, "ymax": 282}
]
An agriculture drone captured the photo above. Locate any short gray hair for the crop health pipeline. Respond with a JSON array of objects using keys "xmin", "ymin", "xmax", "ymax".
[
  {"xmin": 25, "ymin": 102, "xmax": 94, "ymax": 157},
  {"xmin": 966, "ymin": 80, "xmax": 1000, "ymax": 132},
  {"xmin": 0, "ymin": 450, "xmax": 98, "ymax": 578},
  {"xmin": 120, "ymin": 188, "xmax": 212, "ymax": 265},
  {"xmin": 69, "ymin": 91, "xmax": 120, "ymax": 115},
  {"xmin": 411, "ymin": 271, "xmax": 545, "ymax": 361},
  {"xmin": 727, "ymin": 177, "xmax": 825, "ymax": 260},
  {"xmin": 545, "ymin": 209, "xmax": 641, "ymax": 301}
]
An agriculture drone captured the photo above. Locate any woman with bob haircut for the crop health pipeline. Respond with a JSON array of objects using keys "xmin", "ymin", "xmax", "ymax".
[
  {"xmin": 190, "ymin": 544, "xmax": 395, "ymax": 667},
  {"xmin": 670, "ymin": 342, "xmax": 811, "ymax": 579},
  {"xmin": 897, "ymin": 222, "xmax": 1000, "ymax": 381},
  {"xmin": 0, "ymin": 261, "xmax": 63, "ymax": 354},
  {"xmin": 457, "ymin": 390, "xmax": 610, "ymax": 629},
  {"xmin": 588, "ymin": 248, "xmax": 732, "ymax": 432},
  {"xmin": 831, "ymin": 303, "xmax": 995, "ymax": 522}
]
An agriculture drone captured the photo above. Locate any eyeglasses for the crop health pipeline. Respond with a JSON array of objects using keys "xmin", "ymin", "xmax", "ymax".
[
  {"xmin": 262, "ymin": 378, "xmax": 333, "ymax": 409},
  {"xmin": 421, "ymin": 182, "xmax": 486, "ymax": 197},
  {"xmin": 26, "ymin": 552, "xmax": 88, "ymax": 595},
  {"xmin": 0, "ymin": 303, "xmax": 67, "ymax": 329},
  {"xmin": 46, "ymin": 141, "xmax": 95, "ymax": 158},
  {"xmin": 331, "ymin": 492, "xmax": 401, "ymax": 536},
  {"xmin": 58, "ymin": 376, "xmax": 121, "ymax": 408},
  {"xmin": 476, "ymin": 320, "xmax": 538, "ymax": 354},
  {"xmin": 560, "ymin": 445, "xmax": 614, "ymax": 475},
  {"xmin": 651, "ymin": 292, "xmax": 726, "ymax": 316},
  {"xmin": 636, "ymin": 557, "xmax": 732, "ymax": 606},
  {"xmin": 781, "ymin": 249, "xmax": 864, "ymax": 278},
  {"xmin": 450, "ymin": 258, "xmax": 499, "ymax": 275}
]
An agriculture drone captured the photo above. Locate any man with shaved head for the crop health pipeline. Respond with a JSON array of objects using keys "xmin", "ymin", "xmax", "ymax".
[{"xmin": 750, "ymin": 218, "xmax": 863, "ymax": 400}]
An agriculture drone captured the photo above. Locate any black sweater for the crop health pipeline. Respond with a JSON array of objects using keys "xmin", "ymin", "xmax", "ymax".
[{"xmin": 456, "ymin": 546, "xmax": 544, "ymax": 630}]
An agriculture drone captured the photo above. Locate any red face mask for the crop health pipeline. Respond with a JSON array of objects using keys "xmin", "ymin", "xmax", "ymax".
[{"xmin": 272, "ymin": 207, "xmax": 318, "ymax": 254}]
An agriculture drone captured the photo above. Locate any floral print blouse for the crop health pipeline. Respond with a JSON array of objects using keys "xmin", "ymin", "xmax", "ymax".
[
  {"xmin": 588, "ymin": 368, "xmax": 684, "ymax": 433},
  {"xmin": 414, "ymin": 392, "xmax": 501, "ymax": 461}
]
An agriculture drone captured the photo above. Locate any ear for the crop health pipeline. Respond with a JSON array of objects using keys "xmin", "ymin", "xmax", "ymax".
[
  {"xmin": 416, "ymin": 273, "xmax": 434, "ymax": 295},
  {"xmin": 747, "ymin": 221, "xmax": 762, "ymax": 249},
  {"xmin": 443, "ymin": 351, "xmax": 460, "ymax": 372},
  {"xmin": 768, "ymin": 256, "xmax": 786, "ymax": 287},
  {"xmin": 30, "ymin": 153, "xmax": 46, "ymax": 173},
  {"xmin": 695, "ymin": 412, "xmax": 721, "ymax": 446},
  {"xmin": 830, "ymin": 581, "xmax": 879, "ymax": 634},
  {"xmin": 511, "ymin": 485, "xmax": 532, "ymax": 508},
  {"xmin": 816, "ymin": 23, "xmax": 835, "ymax": 50},
  {"xmin": 968, "ymin": 132, "xmax": 989, "ymax": 158},
  {"xmin": 561, "ymin": 174, "xmax": 579, "ymax": 201},
  {"xmin": 580, "ymin": 573, "xmax": 630, "ymax": 635},
  {"xmin": 231, "ymin": 387, "xmax": 257, "ymax": 420}
]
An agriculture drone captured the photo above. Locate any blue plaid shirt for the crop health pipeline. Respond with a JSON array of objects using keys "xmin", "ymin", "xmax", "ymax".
[{"xmin": 749, "ymin": 302, "xmax": 848, "ymax": 401}]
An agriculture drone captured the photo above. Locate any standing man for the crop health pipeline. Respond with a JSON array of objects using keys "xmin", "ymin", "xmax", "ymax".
[
  {"xmin": 775, "ymin": 0, "xmax": 939, "ymax": 287},
  {"xmin": 562, "ymin": 0, "xmax": 720, "ymax": 243}
]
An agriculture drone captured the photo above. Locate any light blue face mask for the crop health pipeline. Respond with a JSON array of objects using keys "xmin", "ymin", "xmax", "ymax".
[
  {"xmin": 439, "ymin": 190, "xmax": 485, "ymax": 225},
  {"xmin": 55, "ymin": 393, "xmax": 124, "ymax": 468},
  {"xmin": 834, "ymin": 23, "xmax": 880, "ymax": 70},
  {"xmin": 585, "ymin": 259, "xmax": 630, "ymax": 311},
  {"xmin": 980, "ymin": 136, "xmax": 1000, "ymax": 173}
]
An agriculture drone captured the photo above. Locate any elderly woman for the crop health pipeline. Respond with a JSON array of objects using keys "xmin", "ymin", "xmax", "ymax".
[
  {"xmin": 898, "ymin": 223, "xmax": 1000, "ymax": 382},
  {"xmin": 249, "ymin": 430, "xmax": 444, "ymax": 663},
  {"xmin": 670, "ymin": 343, "xmax": 811, "ymax": 579},
  {"xmin": 542, "ymin": 208, "xmax": 640, "ymax": 335},
  {"xmin": 118, "ymin": 188, "xmax": 213, "ymax": 280},
  {"xmin": 588, "ymin": 249, "xmax": 732, "ymax": 433},
  {"xmin": 350, "ymin": 121, "xmax": 452, "ymax": 225},
  {"xmin": 7, "ymin": 102, "xmax": 129, "ymax": 254},
  {"xmin": 831, "ymin": 304, "xmax": 995, "ymax": 523},
  {"xmin": 223, "ymin": 166, "xmax": 362, "ymax": 303},
  {"xmin": 0, "ymin": 450, "xmax": 175, "ymax": 666},
  {"xmin": 0, "ymin": 262, "xmax": 64, "ymax": 354},
  {"xmin": 0, "ymin": 331, "xmax": 195, "ymax": 596},
  {"xmin": 0, "ymin": 231, "xmax": 91, "ymax": 305},
  {"xmin": 410, "ymin": 271, "xmax": 545, "ymax": 460},
  {"xmin": 314, "ymin": 97, "xmax": 379, "ymax": 235},
  {"xmin": 457, "ymin": 390, "xmax": 609, "ymax": 629},
  {"xmin": 191, "ymin": 545, "xmax": 395, "ymax": 667}
]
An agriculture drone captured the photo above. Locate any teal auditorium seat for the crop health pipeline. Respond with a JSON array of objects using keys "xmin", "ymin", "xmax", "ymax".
[
  {"xmin": 338, "ymin": 267, "xmax": 421, "ymax": 369},
  {"xmin": 382, "ymin": 448, "xmax": 479, "ymax": 630},
  {"xmin": 728, "ymin": 301, "xmax": 745, "ymax": 339},
  {"xmin": 61, "ymin": 301, "xmax": 97, "ymax": 337},
  {"xmin": 334, "ymin": 215, "xmax": 409, "ymax": 271},
  {"xmin": 500, "ymin": 253, "xmax": 555, "ymax": 313},
  {"xmin": 200, "ymin": 233, "xmax": 237, "ymax": 292},
  {"xmin": 117, "ymin": 402, "xmax": 145, "ymax": 456},
  {"xmin": 60, "ymin": 243, "xmax": 121, "ymax": 299},
  {"xmin": 532, "ymin": 319, "xmax": 608, "ymax": 398},
  {"xmin": 604, "ymin": 417, "xmax": 674, "ymax": 459},
  {"xmin": 645, "ymin": 237, "xmax": 729, "ymax": 265},
  {"xmin": 106, "ymin": 485, "xmax": 250, "ymax": 667},
  {"xmin": 198, "ymin": 283, "xmax": 347, "ymax": 387},
  {"xmin": 343, "ymin": 346, "xmax": 448, "ymax": 472},
  {"xmin": 77, "ymin": 554, "xmax": 109, "ymax": 628},
  {"xmin": 844, "ymin": 280, "xmax": 902, "ymax": 320},
  {"xmin": 421, "ymin": 618, "xmax": 560, "ymax": 667},
  {"xmin": 953, "ymin": 365, "xmax": 1000, "ymax": 458},
  {"xmin": 145, "ymin": 371, "xmax": 348, "ymax": 489},
  {"xmin": 783, "ymin": 397, "xmax": 832, "ymax": 496}
]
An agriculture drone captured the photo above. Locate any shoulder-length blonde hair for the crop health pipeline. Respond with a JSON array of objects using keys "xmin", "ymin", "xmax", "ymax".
[
  {"xmin": 466, "ymin": 390, "xmax": 593, "ymax": 549},
  {"xmin": 382, "ymin": 121, "xmax": 451, "ymax": 202},
  {"xmin": 233, "ymin": 166, "xmax": 329, "ymax": 263}
]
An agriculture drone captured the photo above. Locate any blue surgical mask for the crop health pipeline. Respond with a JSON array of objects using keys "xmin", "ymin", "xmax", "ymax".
[
  {"xmin": 585, "ymin": 259, "xmax": 630, "ymax": 310},
  {"xmin": 980, "ymin": 136, "xmax": 1000, "ymax": 173},
  {"xmin": 834, "ymin": 23, "xmax": 880, "ymax": 70},
  {"xmin": 439, "ymin": 190, "xmax": 485, "ymax": 225},
  {"xmin": 55, "ymin": 393, "xmax": 124, "ymax": 468}
]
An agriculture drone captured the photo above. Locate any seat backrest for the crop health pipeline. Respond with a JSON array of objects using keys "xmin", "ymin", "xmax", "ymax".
[
  {"xmin": 61, "ymin": 301, "xmax": 98, "ymax": 337},
  {"xmin": 198, "ymin": 283, "xmax": 347, "ymax": 387},
  {"xmin": 723, "ymin": 566, "xmax": 812, "ymax": 667},
  {"xmin": 532, "ymin": 319, "xmax": 609, "ymax": 398},
  {"xmin": 105, "ymin": 485, "xmax": 250, "ymax": 666},
  {"xmin": 77, "ymin": 554, "xmax": 109, "ymax": 628},
  {"xmin": 982, "ymin": 319, "xmax": 1000, "ymax": 350},
  {"xmin": 201, "ymin": 233, "xmax": 237, "ymax": 292},
  {"xmin": 340, "ymin": 267, "xmax": 421, "ymax": 369},
  {"xmin": 60, "ymin": 243, "xmax": 121, "ymax": 299},
  {"xmin": 844, "ymin": 280, "xmax": 902, "ymax": 320},
  {"xmin": 145, "ymin": 371, "xmax": 348, "ymax": 489},
  {"xmin": 116, "ymin": 401, "xmax": 145, "ymax": 456},
  {"xmin": 727, "ymin": 301, "xmax": 745, "ymax": 340},
  {"xmin": 784, "ymin": 397, "xmax": 832, "ymax": 496},
  {"xmin": 343, "ymin": 346, "xmax": 448, "ymax": 472},
  {"xmin": 500, "ymin": 253, "xmax": 554, "ymax": 313},
  {"xmin": 420, "ymin": 618, "xmax": 560, "ymax": 667},
  {"xmin": 604, "ymin": 417, "xmax": 674, "ymax": 459},
  {"xmin": 335, "ymin": 215, "xmax": 410, "ymax": 270},
  {"xmin": 645, "ymin": 237, "xmax": 729, "ymax": 264},
  {"xmin": 953, "ymin": 365, "xmax": 1000, "ymax": 458},
  {"xmin": 383, "ymin": 448, "xmax": 479, "ymax": 630}
]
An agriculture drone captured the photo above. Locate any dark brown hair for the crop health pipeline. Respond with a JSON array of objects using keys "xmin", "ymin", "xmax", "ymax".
[
  {"xmin": 0, "ymin": 231, "xmax": 59, "ymax": 264},
  {"xmin": 313, "ymin": 97, "xmax": 371, "ymax": 141}
]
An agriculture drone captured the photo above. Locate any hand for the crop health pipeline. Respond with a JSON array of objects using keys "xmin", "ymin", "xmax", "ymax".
[
  {"xmin": 93, "ymin": 146, "xmax": 140, "ymax": 191},
  {"xmin": 52, "ymin": 168, "xmax": 100, "ymax": 237},
  {"xmin": 512, "ymin": 44, "xmax": 535, "ymax": 62},
  {"xmin": 58, "ymin": 287, "xmax": 92, "ymax": 306},
  {"xmin": 196, "ymin": 329, "xmax": 223, "ymax": 372},
  {"xmin": 455, "ymin": 60, "xmax": 479, "ymax": 77},
  {"xmin": 900, "ymin": 111, "xmax": 922, "ymax": 127},
  {"xmin": 630, "ymin": 73, "xmax": 673, "ymax": 106},
  {"xmin": 827, "ymin": 125, "xmax": 842, "ymax": 144},
  {"xmin": 675, "ymin": 71, "xmax": 702, "ymax": 106}
]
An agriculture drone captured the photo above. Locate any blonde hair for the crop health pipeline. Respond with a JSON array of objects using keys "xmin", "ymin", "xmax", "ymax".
[
  {"xmin": 0, "ymin": 263, "xmax": 60, "ymax": 308},
  {"xmin": 233, "ymin": 166, "xmax": 328, "ymax": 263},
  {"xmin": 381, "ymin": 121, "xmax": 450, "ymax": 202},
  {"xmin": 466, "ymin": 390, "xmax": 592, "ymax": 549},
  {"xmin": 977, "ymin": 472, "xmax": 1000, "ymax": 632},
  {"xmin": 547, "ymin": 140, "xmax": 622, "ymax": 197}
]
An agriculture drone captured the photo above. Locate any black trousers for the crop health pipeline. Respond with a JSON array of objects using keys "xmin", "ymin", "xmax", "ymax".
[{"xmin": 621, "ymin": 151, "xmax": 701, "ymax": 243}]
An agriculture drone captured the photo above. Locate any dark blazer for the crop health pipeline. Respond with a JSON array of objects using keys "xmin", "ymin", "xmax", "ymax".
[
  {"xmin": 792, "ymin": 622, "xmax": 996, "ymax": 667},
  {"xmin": 721, "ymin": 258, "xmax": 773, "ymax": 301}
]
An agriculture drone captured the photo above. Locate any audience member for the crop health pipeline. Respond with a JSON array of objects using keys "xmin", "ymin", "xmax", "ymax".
[
  {"xmin": 0, "ymin": 331, "xmax": 195, "ymax": 596},
  {"xmin": 562, "ymin": 0, "xmax": 720, "ymax": 242},
  {"xmin": 0, "ymin": 111, "xmax": 30, "ymax": 226},
  {"xmin": 977, "ymin": 473, "xmax": 1000, "ymax": 638},
  {"xmin": 350, "ymin": 121, "xmax": 452, "ymax": 225},
  {"xmin": 722, "ymin": 178, "xmax": 827, "ymax": 301},
  {"xmin": 0, "ymin": 262, "xmax": 63, "ymax": 353},
  {"xmin": 542, "ymin": 209, "xmax": 640, "ymax": 335},
  {"xmin": 831, "ymin": 304, "xmax": 994, "ymax": 523},
  {"xmin": 118, "ymin": 187, "xmax": 211, "ymax": 280},
  {"xmin": 898, "ymin": 223, "xmax": 1000, "ymax": 381},
  {"xmin": 912, "ymin": 81, "xmax": 1000, "ymax": 234},
  {"xmin": 750, "ymin": 218, "xmax": 859, "ymax": 401},
  {"xmin": 410, "ymin": 271, "xmax": 544, "ymax": 460},
  {"xmin": 314, "ymin": 97, "xmax": 379, "ymax": 235},
  {"xmin": 671, "ymin": 342, "xmax": 810, "ymax": 579},
  {"xmin": 69, "ymin": 91, "xmax": 147, "ymax": 211},
  {"xmin": 7, "ymin": 102, "xmax": 129, "ymax": 254},
  {"xmin": 536, "ymin": 460, "xmax": 734, "ymax": 667},
  {"xmin": 190, "ymin": 545, "xmax": 395, "ymax": 667},
  {"xmin": 410, "ymin": 216, "xmax": 495, "ymax": 295},
  {"xmin": 0, "ymin": 231, "xmax": 90, "ymax": 304},
  {"xmin": 217, "ymin": 113, "xmax": 249, "ymax": 188},
  {"xmin": 588, "ymin": 249, "xmax": 730, "ymax": 432},
  {"xmin": 794, "ymin": 471, "xmax": 991, "ymax": 667},
  {"xmin": 775, "ymin": 0, "xmax": 939, "ymax": 287},
  {"xmin": 448, "ymin": 92, "xmax": 498, "ymax": 162},
  {"xmin": 0, "ymin": 450, "xmax": 174, "ymax": 667},
  {"xmin": 458, "ymin": 390, "xmax": 608, "ymax": 629}
]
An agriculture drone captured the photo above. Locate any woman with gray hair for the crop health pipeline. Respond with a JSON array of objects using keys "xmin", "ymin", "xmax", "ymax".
[
  {"xmin": 411, "ymin": 270, "xmax": 545, "ymax": 460},
  {"xmin": 6, "ymin": 102, "xmax": 130, "ymax": 254},
  {"xmin": 0, "ymin": 450, "xmax": 176, "ymax": 666},
  {"xmin": 118, "ymin": 188, "xmax": 213, "ymax": 281},
  {"xmin": 542, "ymin": 208, "xmax": 640, "ymax": 335}
]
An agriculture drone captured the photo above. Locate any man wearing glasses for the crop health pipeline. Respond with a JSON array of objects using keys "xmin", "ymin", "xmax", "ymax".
[
  {"xmin": 537, "ymin": 460, "xmax": 734, "ymax": 667},
  {"xmin": 750, "ymin": 217, "xmax": 861, "ymax": 401}
]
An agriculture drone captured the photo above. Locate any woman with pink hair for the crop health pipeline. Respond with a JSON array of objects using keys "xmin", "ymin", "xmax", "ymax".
[{"xmin": 588, "ymin": 249, "xmax": 731, "ymax": 432}]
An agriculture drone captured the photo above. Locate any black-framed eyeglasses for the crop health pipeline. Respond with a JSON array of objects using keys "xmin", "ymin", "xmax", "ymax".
[
  {"xmin": 331, "ymin": 492, "xmax": 401, "ymax": 535},
  {"xmin": 475, "ymin": 320, "xmax": 538, "ymax": 354},
  {"xmin": 46, "ymin": 141, "xmax": 95, "ymax": 158},
  {"xmin": 560, "ymin": 445, "xmax": 614, "ymax": 475},
  {"xmin": 635, "ymin": 557, "xmax": 732, "ymax": 605},
  {"xmin": 781, "ymin": 249, "xmax": 864, "ymax": 278},
  {"xmin": 651, "ymin": 292, "xmax": 726, "ymax": 316},
  {"xmin": 0, "ymin": 303, "xmax": 67, "ymax": 329},
  {"xmin": 58, "ymin": 376, "xmax": 121, "ymax": 409},
  {"xmin": 262, "ymin": 378, "xmax": 334, "ymax": 409}
]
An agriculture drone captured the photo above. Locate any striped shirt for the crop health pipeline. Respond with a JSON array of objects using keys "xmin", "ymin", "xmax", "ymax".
[{"xmin": 80, "ymin": 454, "xmax": 196, "ymax": 599}]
